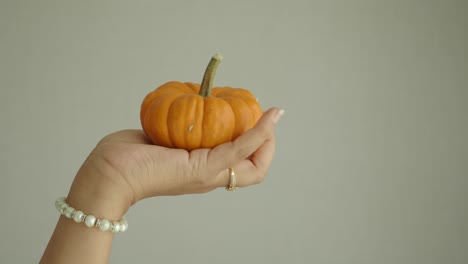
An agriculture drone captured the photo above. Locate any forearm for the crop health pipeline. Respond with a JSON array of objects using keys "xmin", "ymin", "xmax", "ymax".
[
  {"xmin": 40, "ymin": 159, "xmax": 130, "ymax": 264},
  {"xmin": 40, "ymin": 214, "xmax": 114, "ymax": 264}
]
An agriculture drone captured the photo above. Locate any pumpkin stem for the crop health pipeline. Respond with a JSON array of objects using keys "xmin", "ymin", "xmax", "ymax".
[{"xmin": 199, "ymin": 53, "xmax": 223, "ymax": 97}]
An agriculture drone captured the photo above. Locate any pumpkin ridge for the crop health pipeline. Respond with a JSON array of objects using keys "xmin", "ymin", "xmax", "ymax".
[
  {"xmin": 185, "ymin": 95, "xmax": 203, "ymax": 149},
  {"xmin": 140, "ymin": 88, "xmax": 188, "ymax": 124},
  {"xmin": 223, "ymin": 97, "xmax": 237, "ymax": 142},
  {"xmin": 184, "ymin": 82, "xmax": 200, "ymax": 94},
  {"xmin": 200, "ymin": 97, "xmax": 236, "ymax": 148},
  {"xmin": 166, "ymin": 94, "xmax": 202, "ymax": 150},
  {"xmin": 144, "ymin": 93, "xmax": 180, "ymax": 148},
  {"xmin": 166, "ymin": 97, "xmax": 176, "ymax": 148},
  {"xmin": 200, "ymin": 96, "xmax": 206, "ymax": 147},
  {"xmin": 238, "ymin": 96, "xmax": 256, "ymax": 127},
  {"xmin": 219, "ymin": 92, "xmax": 260, "ymax": 125},
  {"xmin": 241, "ymin": 100, "xmax": 260, "ymax": 128}
]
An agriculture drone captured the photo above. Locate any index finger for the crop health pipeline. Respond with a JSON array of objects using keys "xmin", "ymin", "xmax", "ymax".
[{"xmin": 207, "ymin": 107, "xmax": 284, "ymax": 173}]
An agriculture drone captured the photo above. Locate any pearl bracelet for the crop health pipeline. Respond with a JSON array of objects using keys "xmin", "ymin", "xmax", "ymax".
[{"xmin": 55, "ymin": 197, "xmax": 128, "ymax": 233}]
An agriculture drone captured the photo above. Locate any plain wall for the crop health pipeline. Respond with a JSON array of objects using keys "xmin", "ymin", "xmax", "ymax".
[{"xmin": 1, "ymin": 0, "xmax": 467, "ymax": 263}]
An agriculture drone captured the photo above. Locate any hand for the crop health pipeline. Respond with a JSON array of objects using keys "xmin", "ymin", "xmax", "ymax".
[
  {"xmin": 41, "ymin": 107, "xmax": 283, "ymax": 264},
  {"xmin": 65, "ymin": 107, "xmax": 284, "ymax": 219}
]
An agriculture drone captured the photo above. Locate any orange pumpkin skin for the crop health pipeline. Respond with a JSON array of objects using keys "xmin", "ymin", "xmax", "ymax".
[{"xmin": 140, "ymin": 81, "xmax": 262, "ymax": 150}]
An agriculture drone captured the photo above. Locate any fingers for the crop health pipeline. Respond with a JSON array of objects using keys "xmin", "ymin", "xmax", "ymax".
[
  {"xmin": 207, "ymin": 107, "xmax": 283, "ymax": 189},
  {"xmin": 249, "ymin": 131, "xmax": 276, "ymax": 175},
  {"xmin": 212, "ymin": 162, "xmax": 259, "ymax": 189},
  {"xmin": 207, "ymin": 107, "xmax": 284, "ymax": 174},
  {"xmin": 212, "ymin": 132, "xmax": 275, "ymax": 188}
]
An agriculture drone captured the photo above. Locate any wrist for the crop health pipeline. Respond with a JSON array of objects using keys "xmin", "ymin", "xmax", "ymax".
[{"xmin": 66, "ymin": 157, "xmax": 132, "ymax": 220}]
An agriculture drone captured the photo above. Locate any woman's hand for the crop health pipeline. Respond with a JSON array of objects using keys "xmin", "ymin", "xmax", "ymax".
[
  {"xmin": 41, "ymin": 107, "xmax": 283, "ymax": 264},
  {"xmin": 66, "ymin": 107, "xmax": 284, "ymax": 219}
]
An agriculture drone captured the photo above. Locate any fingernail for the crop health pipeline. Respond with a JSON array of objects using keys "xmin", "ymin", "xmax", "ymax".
[{"xmin": 273, "ymin": 108, "xmax": 285, "ymax": 124}]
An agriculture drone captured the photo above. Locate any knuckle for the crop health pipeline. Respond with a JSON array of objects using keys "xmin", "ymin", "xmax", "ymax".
[
  {"xmin": 190, "ymin": 162, "xmax": 204, "ymax": 183},
  {"xmin": 196, "ymin": 175, "xmax": 209, "ymax": 186},
  {"xmin": 257, "ymin": 125, "xmax": 271, "ymax": 138},
  {"xmin": 96, "ymin": 131, "xmax": 121, "ymax": 146},
  {"xmin": 232, "ymin": 141, "xmax": 250, "ymax": 161},
  {"xmin": 255, "ymin": 172, "xmax": 266, "ymax": 184},
  {"xmin": 236, "ymin": 147, "xmax": 250, "ymax": 161},
  {"xmin": 190, "ymin": 156, "xmax": 213, "ymax": 187}
]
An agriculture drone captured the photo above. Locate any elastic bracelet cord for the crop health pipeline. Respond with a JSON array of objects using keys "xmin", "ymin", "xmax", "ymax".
[{"xmin": 55, "ymin": 197, "xmax": 128, "ymax": 233}]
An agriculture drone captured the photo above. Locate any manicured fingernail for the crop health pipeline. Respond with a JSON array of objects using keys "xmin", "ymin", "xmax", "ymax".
[{"xmin": 273, "ymin": 108, "xmax": 285, "ymax": 124}]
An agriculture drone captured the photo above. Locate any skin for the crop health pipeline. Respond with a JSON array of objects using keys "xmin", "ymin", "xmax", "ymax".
[{"xmin": 40, "ymin": 107, "xmax": 284, "ymax": 264}]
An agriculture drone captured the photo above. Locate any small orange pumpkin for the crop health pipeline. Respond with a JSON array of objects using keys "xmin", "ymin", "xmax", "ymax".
[{"xmin": 140, "ymin": 53, "xmax": 262, "ymax": 150}]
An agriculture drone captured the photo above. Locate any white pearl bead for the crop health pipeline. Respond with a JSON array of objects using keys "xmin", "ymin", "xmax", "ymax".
[
  {"xmin": 55, "ymin": 197, "xmax": 65, "ymax": 206},
  {"xmin": 73, "ymin": 211, "xmax": 84, "ymax": 223},
  {"xmin": 121, "ymin": 220, "xmax": 128, "ymax": 232},
  {"xmin": 59, "ymin": 203, "xmax": 68, "ymax": 213},
  {"xmin": 85, "ymin": 215, "xmax": 96, "ymax": 227},
  {"xmin": 98, "ymin": 219, "xmax": 111, "ymax": 231},
  {"xmin": 112, "ymin": 222, "xmax": 122, "ymax": 233},
  {"xmin": 64, "ymin": 207, "xmax": 75, "ymax": 218}
]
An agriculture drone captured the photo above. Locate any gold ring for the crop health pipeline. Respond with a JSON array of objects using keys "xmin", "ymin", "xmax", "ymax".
[{"xmin": 226, "ymin": 168, "xmax": 238, "ymax": 192}]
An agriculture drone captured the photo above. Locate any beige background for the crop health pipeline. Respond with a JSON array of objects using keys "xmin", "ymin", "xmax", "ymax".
[{"xmin": 1, "ymin": 0, "xmax": 467, "ymax": 263}]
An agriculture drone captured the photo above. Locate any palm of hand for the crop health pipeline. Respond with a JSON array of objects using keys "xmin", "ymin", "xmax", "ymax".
[{"xmin": 91, "ymin": 130, "xmax": 218, "ymax": 202}]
